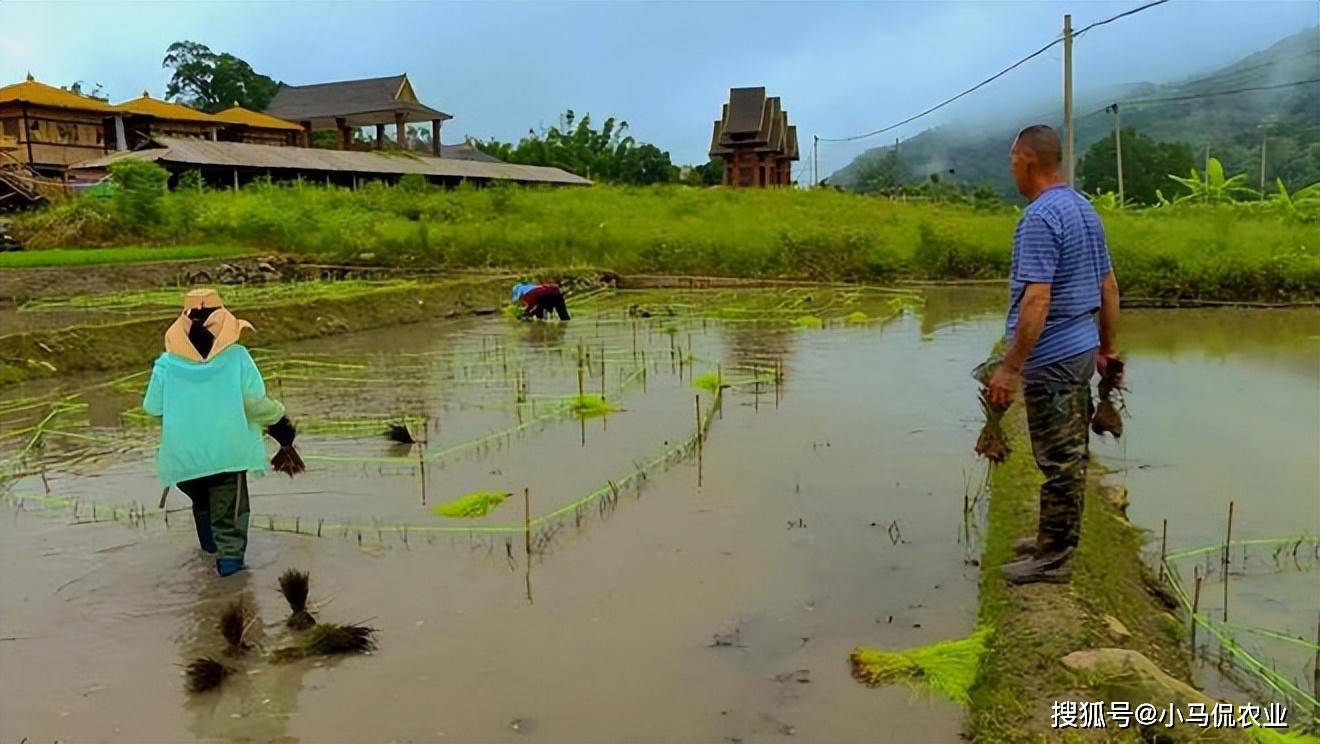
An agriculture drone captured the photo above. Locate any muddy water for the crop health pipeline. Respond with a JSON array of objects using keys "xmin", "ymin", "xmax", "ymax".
[
  {"xmin": 2, "ymin": 291, "xmax": 989, "ymax": 744},
  {"xmin": 2, "ymin": 290, "xmax": 1316, "ymax": 743},
  {"xmin": 1092, "ymin": 308, "xmax": 1320, "ymax": 705}
]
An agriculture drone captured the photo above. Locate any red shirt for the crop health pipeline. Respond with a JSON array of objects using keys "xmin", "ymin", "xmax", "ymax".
[{"xmin": 519, "ymin": 284, "xmax": 559, "ymax": 309}]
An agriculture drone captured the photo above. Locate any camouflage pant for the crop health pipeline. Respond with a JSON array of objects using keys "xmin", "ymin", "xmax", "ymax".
[
  {"xmin": 1023, "ymin": 379, "xmax": 1092, "ymax": 553},
  {"xmin": 177, "ymin": 471, "xmax": 250, "ymax": 561}
]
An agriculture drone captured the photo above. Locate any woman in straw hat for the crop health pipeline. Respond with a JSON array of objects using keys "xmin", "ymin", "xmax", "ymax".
[{"xmin": 142, "ymin": 288, "xmax": 298, "ymax": 577}]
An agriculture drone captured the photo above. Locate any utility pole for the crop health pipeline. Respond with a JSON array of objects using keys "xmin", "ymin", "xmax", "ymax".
[
  {"xmin": 813, "ymin": 135, "xmax": 820, "ymax": 188},
  {"xmin": 1108, "ymin": 103, "xmax": 1124, "ymax": 205},
  {"xmin": 1063, "ymin": 14, "xmax": 1075, "ymax": 186},
  {"xmin": 1259, "ymin": 135, "xmax": 1267, "ymax": 199}
]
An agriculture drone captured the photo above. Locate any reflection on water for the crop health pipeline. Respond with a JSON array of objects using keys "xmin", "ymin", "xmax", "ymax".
[{"xmin": 1, "ymin": 289, "xmax": 1316, "ymax": 741}]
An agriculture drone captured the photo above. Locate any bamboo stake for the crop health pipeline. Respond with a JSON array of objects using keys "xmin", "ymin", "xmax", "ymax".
[
  {"xmin": 1191, "ymin": 566, "xmax": 1203, "ymax": 650},
  {"xmin": 1158, "ymin": 517, "xmax": 1168, "ymax": 582},
  {"xmin": 1223, "ymin": 500, "xmax": 1234, "ymax": 622},
  {"xmin": 523, "ymin": 487, "xmax": 532, "ymax": 558},
  {"xmin": 418, "ymin": 441, "xmax": 428, "ymax": 505},
  {"xmin": 1313, "ymin": 611, "xmax": 1319, "ymax": 706},
  {"xmin": 577, "ymin": 365, "xmax": 585, "ymax": 401},
  {"xmin": 717, "ymin": 364, "xmax": 723, "ymax": 420},
  {"xmin": 695, "ymin": 394, "xmax": 703, "ymax": 487}
]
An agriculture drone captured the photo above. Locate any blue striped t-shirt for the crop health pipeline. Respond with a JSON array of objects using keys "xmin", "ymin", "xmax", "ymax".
[{"xmin": 1005, "ymin": 183, "xmax": 1112, "ymax": 369}]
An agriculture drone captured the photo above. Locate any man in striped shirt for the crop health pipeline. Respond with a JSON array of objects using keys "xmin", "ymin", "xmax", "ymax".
[{"xmin": 988, "ymin": 124, "xmax": 1121, "ymax": 585}]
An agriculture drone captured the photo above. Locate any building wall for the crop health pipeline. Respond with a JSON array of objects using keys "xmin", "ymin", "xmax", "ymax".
[
  {"xmin": 0, "ymin": 104, "xmax": 109, "ymax": 168},
  {"xmin": 233, "ymin": 129, "xmax": 298, "ymax": 147},
  {"xmin": 720, "ymin": 148, "xmax": 794, "ymax": 188}
]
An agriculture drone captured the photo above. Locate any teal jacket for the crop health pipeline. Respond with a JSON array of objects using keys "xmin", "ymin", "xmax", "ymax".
[{"xmin": 142, "ymin": 345, "xmax": 284, "ymax": 487}]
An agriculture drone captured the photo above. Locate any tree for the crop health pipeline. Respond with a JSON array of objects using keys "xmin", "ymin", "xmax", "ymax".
[
  {"xmin": 1079, "ymin": 128, "xmax": 1194, "ymax": 206},
  {"xmin": 681, "ymin": 159, "xmax": 724, "ymax": 186},
  {"xmin": 162, "ymin": 41, "xmax": 280, "ymax": 113},
  {"xmin": 472, "ymin": 110, "xmax": 676, "ymax": 185}
]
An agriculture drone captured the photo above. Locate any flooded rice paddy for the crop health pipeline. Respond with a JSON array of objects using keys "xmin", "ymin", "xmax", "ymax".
[{"xmin": 1, "ymin": 286, "xmax": 1316, "ymax": 743}]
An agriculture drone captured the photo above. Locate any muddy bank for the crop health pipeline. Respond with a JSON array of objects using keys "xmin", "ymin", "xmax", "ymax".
[
  {"xmin": 0, "ymin": 254, "xmax": 488, "ymax": 303},
  {"xmin": 0, "ymin": 276, "xmax": 513, "ymax": 385},
  {"xmin": 968, "ymin": 418, "xmax": 1205, "ymax": 742}
]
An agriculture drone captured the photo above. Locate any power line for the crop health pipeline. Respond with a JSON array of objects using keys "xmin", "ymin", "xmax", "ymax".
[
  {"xmin": 1072, "ymin": 0, "xmax": 1170, "ymax": 37},
  {"xmin": 817, "ymin": 0, "xmax": 1170, "ymax": 143},
  {"xmin": 1081, "ymin": 77, "xmax": 1320, "ymax": 119},
  {"xmin": 1119, "ymin": 77, "xmax": 1320, "ymax": 105},
  {"xmin": 817, "ymin": 36, "xmax": 1063, "ymax": 142}
]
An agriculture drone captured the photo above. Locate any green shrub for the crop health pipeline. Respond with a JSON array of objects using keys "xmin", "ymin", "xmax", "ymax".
[
  {"xmin": 10, "ymin": 181, "xmax": 1319, "ymax": 301},
  {"xmin": 108, "ymin": 159, "xmax": 170, "ymax": 227}
]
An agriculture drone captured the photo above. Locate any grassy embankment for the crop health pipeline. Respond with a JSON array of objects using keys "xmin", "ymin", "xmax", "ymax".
[
  {"xmin": 12, "ymin": 184, "xmax": 1320, "ymax": 302},
  {"xmin": 969, "ymin": 414, "xmax": 1188, "ymax": 741},
  {"xmin": 0, "ymin": 244, "xmax": 251, "ymax": 269},
  {"xmin": 966, "ymin": 415, "xmax": 1320, "ymax": 743}
]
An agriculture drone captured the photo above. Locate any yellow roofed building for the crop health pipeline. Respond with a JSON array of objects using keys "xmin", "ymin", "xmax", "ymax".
[
  {"xmin": 0, "ymin": 74, "xmax": 117, "ymax": 173},
  {"xmin": 212, "ymin": 106, "xmax": 304, "ymax": 147},
  {"xmin": 111, "ymin": 91, "xmax": 221, "ymax": 148}
]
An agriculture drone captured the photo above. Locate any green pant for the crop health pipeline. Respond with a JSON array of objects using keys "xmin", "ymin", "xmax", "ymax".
[
  {"xmin": 177, "ymin": 471, "xmax": 250, "ymax": 561},
  {"xmin": 1023, "ymin": 379, "xmax": 1091, "ymax": 553}
]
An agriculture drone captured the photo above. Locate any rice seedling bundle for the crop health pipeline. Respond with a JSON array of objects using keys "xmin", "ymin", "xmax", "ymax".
[
  {"xmin": 269, "ymin": 623, "xmax": 377, "ymax": 663},
  {"xmin": 974, "ymin": 389, "xmax": 1011, "ymax": 463},
  {"xmin": 848, "ymin": 627, "xmax": 990, "ymax": 706},
  {"xmin": 278, "ymin": 568, "xmax": 316, "ymax": 631},
  {"xmin": 692, "ymin": 372, "xmax": 727, "ymax": 394},
  {"xmin": 568, "ymin": 394, "xmax": 618, "ymax": 419},
  {"xmin": 185, "ymin": 657, "xmax": 234, "ymax": 694},
  {"xmin": 219, "ymin": 599, "xmax": 252, "ymax": 655},
  {"xmin": 432, "ymin": 491, "xmax": 511, "ymax": 518},
  {"xmin": 1091, "ymin": 357, "xmax": 1125, "ymax": 438}
]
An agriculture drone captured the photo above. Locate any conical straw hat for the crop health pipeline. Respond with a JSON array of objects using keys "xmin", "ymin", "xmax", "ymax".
[{"xmin": 163, "ymin": 288, "xmax": 254, "ymax": 362}]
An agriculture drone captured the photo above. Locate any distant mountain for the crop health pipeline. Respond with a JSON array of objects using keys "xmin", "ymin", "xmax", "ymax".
[{"xmin": 828, "ymin": 27, "xmax": 1320, "ymax": 199}]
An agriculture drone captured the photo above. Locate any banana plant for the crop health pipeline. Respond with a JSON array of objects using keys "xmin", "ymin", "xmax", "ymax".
[
  {"xmin": 1273, "ymin": 178, "xmax": 1320, "ymax": 221},
  {"xmin": 1088, "ymin": 191, "xmax": 1125, "ymax": 210},
  {"xmin": 1168, "ymin": 158, "xmax": 1257, "ymax": 204}
]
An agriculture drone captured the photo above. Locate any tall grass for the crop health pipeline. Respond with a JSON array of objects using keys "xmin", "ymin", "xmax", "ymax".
[{"xmin": 13, "ymin": 182, "xmax": 1320, "ymax": 301}]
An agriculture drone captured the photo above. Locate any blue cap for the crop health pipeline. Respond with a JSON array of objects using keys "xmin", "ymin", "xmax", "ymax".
[{"xmin": 512, "ymin": 283, "xmax": 536, "ymax": 302}]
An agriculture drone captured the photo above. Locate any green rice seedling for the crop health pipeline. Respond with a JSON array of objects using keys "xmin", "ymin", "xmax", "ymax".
[
  {"xmin": 432, "ymin": 491, "xmax": 511, "ymax": 518},
  {"xmin": 692, "ymin": 372, "xmax": 727, "ymax": 394},
  {"xmin": 278, "ymin": 569, "xmax": 316, "ymax": 631},
  {"xmin": 845, "ymin": 311, "xmax": 870, "ymax": 325},
  {"xmin": 269, "ymin": 623, "xmax": 377, "ymax": 663},
  {"xmin": 848, "ymin": 626, "xmax": 991, "ymax": 706},
  {"xmin": 569, "ymin": 394, "xmax": 618, "ymax": 419},
  {"xmin": 185, "ymin": 657, "xmax": 234, "ymax": 694},
  {"xmin": 794, "ymin": 315, "xmax": 824, "ymax": 330}
]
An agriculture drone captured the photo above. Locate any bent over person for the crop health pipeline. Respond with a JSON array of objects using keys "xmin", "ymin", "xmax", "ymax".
[
  {"xmin": 512, "ymin": 281, "xmax": 571, "ymax": 321},
  {"xmin": 142, "ymin": 288, "xmax": 296, "ymax": 577},
  {"xmin": 988, "ymin": 125, "xmax": 1121, "ymax": 585}
]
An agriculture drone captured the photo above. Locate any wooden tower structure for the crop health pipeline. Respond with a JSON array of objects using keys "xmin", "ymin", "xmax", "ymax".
[{"xmin": 709, "ymin": 87, "xmax": 799, "ymax": 187}]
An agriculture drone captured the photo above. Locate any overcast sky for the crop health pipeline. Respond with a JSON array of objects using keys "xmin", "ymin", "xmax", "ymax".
[{"xmin": 2, "ymin": 1, "xmax": 1316, "ymax": 175}]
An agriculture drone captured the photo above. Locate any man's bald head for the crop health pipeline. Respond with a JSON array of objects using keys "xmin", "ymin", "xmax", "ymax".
[
  {"xmin": 1009, "ymin": 124, "xmax": 1067, "ymax": 199},
  {"xmin": 1012, "ymin": 125, "xmax": 1062, "ymax": 167}
]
